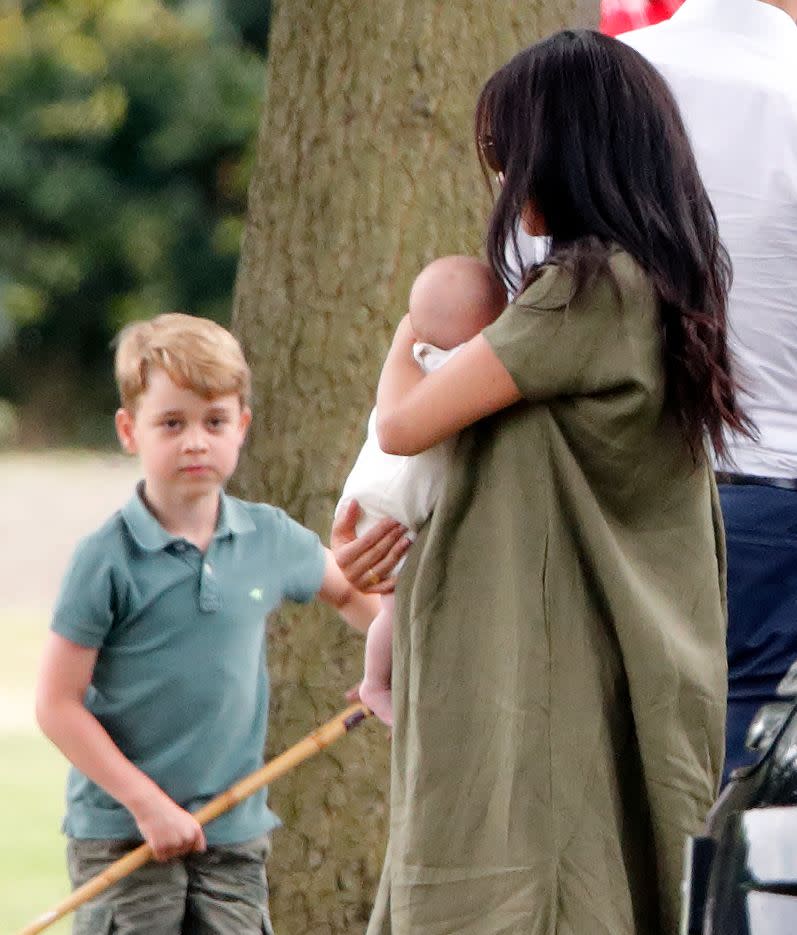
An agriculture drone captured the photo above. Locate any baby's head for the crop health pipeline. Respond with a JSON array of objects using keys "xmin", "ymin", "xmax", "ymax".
[
  {"xmin": 114, "ymin": 312, "xmax": 251, "ymax": 413},
  {"xmin": 408, "ymin": 255, "xmax": 507, "ymax": 350}
]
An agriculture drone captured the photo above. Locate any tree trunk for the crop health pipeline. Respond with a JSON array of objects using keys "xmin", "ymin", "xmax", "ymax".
[{"xmin": 231, "ymin": 2, "xmax": 597, "ymax": 932}]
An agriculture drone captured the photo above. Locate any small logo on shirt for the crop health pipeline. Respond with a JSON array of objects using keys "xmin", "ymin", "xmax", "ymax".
[{"xmin": 249, "ymin": 588, "xmax": 264, "ymax": 602}]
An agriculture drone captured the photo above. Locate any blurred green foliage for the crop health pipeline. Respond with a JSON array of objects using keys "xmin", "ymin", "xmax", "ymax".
[{"xmin": 0, "ymin": 0, "xmax": 269, "ymax": 445}]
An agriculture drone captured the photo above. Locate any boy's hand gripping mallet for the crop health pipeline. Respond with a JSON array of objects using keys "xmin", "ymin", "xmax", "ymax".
[{"xmin": 16, "ymin": 703, "xmax": 371, "ymax": 935}]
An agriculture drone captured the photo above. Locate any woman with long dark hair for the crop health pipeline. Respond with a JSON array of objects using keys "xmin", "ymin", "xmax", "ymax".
[{"xmin": 334, "ymin": 30, "xmax": 751, "ymax": 935}]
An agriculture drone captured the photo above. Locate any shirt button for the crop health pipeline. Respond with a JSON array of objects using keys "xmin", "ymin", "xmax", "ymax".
[
  {"xmin": 204, "ymin": 563, "xmax": 213, "ymax": 575},
  {"xmin": 175, "ymin": 542, "xmax": 186, "ymax": 552}
]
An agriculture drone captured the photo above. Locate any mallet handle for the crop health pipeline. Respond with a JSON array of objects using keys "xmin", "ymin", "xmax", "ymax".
[{"xmin": 16, "ymin": 703, "xmax": 370, "ymax": 935}]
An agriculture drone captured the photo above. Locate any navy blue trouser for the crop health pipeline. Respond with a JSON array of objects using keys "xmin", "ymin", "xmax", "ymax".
[{"xmin": 720, "ymin": 483, "xmax": 797, "ymax": 785}]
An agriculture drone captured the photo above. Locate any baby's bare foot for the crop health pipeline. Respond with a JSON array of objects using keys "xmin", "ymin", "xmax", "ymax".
[{"xmin": 360, "ymin": 682, "xmax": 393, "ymax": 727}]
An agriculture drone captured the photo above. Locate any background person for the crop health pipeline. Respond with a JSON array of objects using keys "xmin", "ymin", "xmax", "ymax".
[
  {"xmin": 621, "ymin": 0, "xmax": 797, "ymax": 782},
  {"xmin": 601, "ymin": 0, "xmax": 684, "ymax": 35}
]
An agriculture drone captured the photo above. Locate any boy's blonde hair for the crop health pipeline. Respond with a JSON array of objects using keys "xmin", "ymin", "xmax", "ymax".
[{"xmin": 115, "ymin": 313, "xmax": 251, "ymax": 410}]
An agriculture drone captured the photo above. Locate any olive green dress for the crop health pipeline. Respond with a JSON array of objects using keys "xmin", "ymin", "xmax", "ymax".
[{"xmin": 366, "ymin": 253, "xmax": 727, "ymax": 935}]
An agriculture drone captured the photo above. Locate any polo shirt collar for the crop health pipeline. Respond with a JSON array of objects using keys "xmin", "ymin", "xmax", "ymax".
[
  {"xmin": 672, "ymin": 0, "xmax": 797, "ymax": 48},
  {"xmin": 121, "ymin": 482, "xmax": 255, "ymax": 551},
  {"xmin": 215, "ymin": 492, "xmax": 256, "ymax": 538}
]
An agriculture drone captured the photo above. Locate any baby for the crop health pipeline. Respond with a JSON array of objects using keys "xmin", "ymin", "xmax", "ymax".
[{"xmin": 336, "ymin": 255, "xmax": 506, "ymax": 724}]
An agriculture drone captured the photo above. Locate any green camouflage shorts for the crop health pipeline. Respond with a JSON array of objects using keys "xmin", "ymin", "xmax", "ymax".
[{"xmin": 67, "ymin": 834, "xmax": 275, "ymax": 935}]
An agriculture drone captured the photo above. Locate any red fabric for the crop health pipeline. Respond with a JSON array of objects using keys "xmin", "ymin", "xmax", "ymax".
[{"xmin": 600, "ymin": 0, "xmax": 684, "ymax": 36}]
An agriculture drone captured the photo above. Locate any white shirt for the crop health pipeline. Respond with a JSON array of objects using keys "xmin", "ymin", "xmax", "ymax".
[
  {"xmin": 621, "ymin": 0, "xmax": 797, "ymax": 476},
  {"xmin": 505, "ymin": 228, "xmax": 551, "ymax": 299}
]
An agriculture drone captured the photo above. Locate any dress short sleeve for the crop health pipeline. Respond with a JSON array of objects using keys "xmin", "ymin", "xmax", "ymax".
[
  {"xmin": 51, "ymin": 536, "xmax": 115, "ymax": 648},
  {"xmin": 483, "ymin": 256, "xmax": 654, "ymax": 402}
]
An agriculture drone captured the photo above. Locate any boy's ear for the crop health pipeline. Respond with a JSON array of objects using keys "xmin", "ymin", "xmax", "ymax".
[
  {"xmin": 115, "ymin": 407, "xmax": 138, "ymax": 455},
  {"xmin": 238, "ymin": 405, "xmax": 252, "ymax": 440}
]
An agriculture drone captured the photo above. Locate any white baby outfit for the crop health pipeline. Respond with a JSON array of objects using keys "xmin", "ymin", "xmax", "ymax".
[{"xmin": 335, "ymin": 342, "xmax": 461, "ymax": 557}]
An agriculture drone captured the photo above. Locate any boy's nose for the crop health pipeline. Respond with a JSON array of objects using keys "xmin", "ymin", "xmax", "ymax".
[{"xmin": 182, "ymin": 426, "xmax": 209, "ymax": 451}]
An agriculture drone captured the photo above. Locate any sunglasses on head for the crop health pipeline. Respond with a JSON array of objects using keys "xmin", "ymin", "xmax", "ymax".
[
  {"xmin": 478, "ymin": 135, "xmax": 505, "ymax": 186},
  {"xmin": 478, "ymin": 134, "xmax": 501, "ymax": 172}
]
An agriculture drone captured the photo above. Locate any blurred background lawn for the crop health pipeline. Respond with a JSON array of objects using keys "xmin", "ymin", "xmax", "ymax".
[
  {"xmin": 0, "ymin": 452, "xmax": 139, "ymax": 932},
  {"xmin": 0, "ymin": 728, "xmax": 70, "ymax": 934}
]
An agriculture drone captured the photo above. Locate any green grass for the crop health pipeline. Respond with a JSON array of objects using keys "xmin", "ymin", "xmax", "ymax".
[
  {"xmin": 0, "ymin": 453, "xmax": 139, "ymax": 932},
  {"xmin": 1, "ymin": 610, "xmax": 70, "ymax": 933},
  {"xmin": 0, "ymin": 732, "xmax": 71, "ymax": 934}
]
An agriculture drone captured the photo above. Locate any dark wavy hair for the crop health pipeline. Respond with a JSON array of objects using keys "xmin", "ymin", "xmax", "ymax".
[{"xmin": 475, "ymin": 29, "xmax": 753, "ymax": 461}]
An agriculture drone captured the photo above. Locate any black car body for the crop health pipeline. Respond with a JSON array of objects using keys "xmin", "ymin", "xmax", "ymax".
[{"xmin": 682, "ymin": 667, "xmax": 797, "ymax": 934}]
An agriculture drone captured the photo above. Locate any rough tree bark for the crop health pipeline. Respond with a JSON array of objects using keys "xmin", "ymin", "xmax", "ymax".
[{"xmin": 231, "ymin": 2, "xmax": 597, "ymax": 932}]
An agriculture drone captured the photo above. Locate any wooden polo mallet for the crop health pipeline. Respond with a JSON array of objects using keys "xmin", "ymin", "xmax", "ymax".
[{"xmin": 16, "ymin": 703, "xmax": 371, "ymax": 935}]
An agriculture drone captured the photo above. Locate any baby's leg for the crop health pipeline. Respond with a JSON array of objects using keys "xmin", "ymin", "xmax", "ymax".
[{"xmin": 360, "ymin": 593, "xmax": 394, "ymax": 726}]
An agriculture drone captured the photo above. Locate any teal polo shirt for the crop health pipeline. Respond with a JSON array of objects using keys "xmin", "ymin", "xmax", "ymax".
[{"xmin": 51, "ymin": 484, "xmax": 326, "ymax": 844}]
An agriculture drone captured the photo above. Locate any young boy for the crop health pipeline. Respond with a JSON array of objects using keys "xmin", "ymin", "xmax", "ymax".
[
  {"xmin": 335, "ymin": 255, "xmax": 506, "ymax": 726},
  {"xmin": 35, "ymin": 313, "xmax": 378, "ymax": 935}
]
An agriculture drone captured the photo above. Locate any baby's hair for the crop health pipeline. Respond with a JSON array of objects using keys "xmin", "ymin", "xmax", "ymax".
[
  {"xmin": 114, "ymin": 312, "xmax": 251, "ymax": 410},
  {"xmin": 409, "ymin": 255, "xmax": 507, "ymax": 350}
]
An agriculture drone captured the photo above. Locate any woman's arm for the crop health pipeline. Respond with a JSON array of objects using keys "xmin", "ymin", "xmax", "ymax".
[{"xmin": 376, "ymin": 315, "xmax": 522, "ymax": 456}]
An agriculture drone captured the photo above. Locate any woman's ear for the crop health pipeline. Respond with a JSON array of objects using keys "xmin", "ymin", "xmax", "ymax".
[
  {"xmin": 115, "ymin": 407, "xmax": 138, "ymax": 455},
  {"xmin": 521, "ymin": 201, "xmax": 548, "ymax": 236}
]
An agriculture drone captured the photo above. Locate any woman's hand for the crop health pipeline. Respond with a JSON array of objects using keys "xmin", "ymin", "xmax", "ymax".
[{"xmin": 331, "ymin": 500, "xmax": 410, "ymax": 594}]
